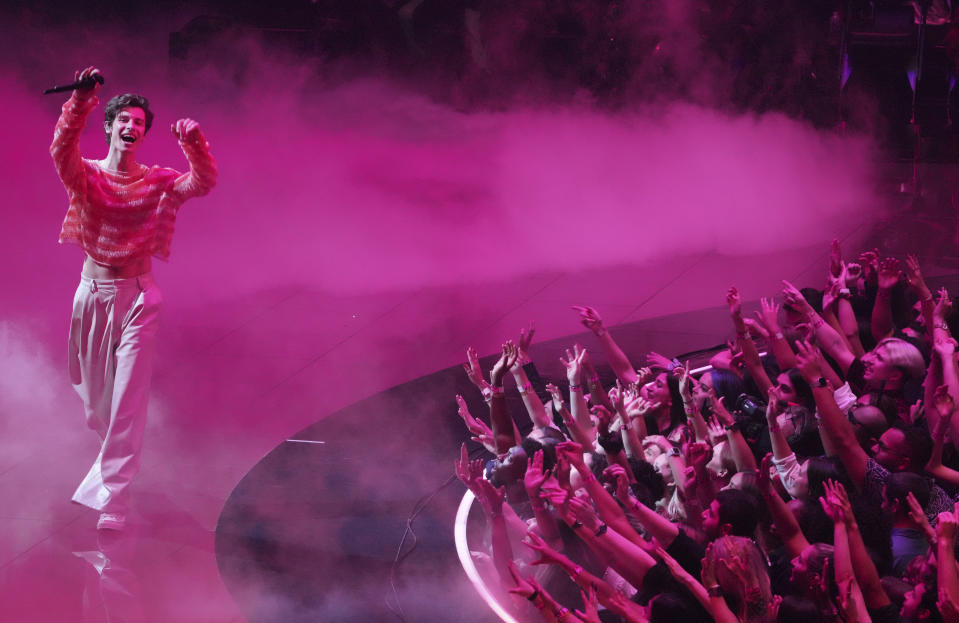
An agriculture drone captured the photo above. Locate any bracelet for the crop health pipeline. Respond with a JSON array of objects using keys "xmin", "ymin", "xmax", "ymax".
[
  {"xmin": 556, "ymin": 607, "xmax": 571, "ymax": 619},
  {"xmin": 594, "ymin": 523, "xmax": 608, "ymax": 536},
  {"xmin": 595, "ymin": 328, "xmax": 607, "ymax": 337},
  {"xmin": 571, "ymin": 565, "xmax": 583, "ymax": 578},
  {"xmin": 811, "ymin": 317, "xmax": 825, "ymax": 329},
  {"xmin": 518, "ymin": 381, "xmax": 533, "ymax": 396},
  {"xmin": 490, "ymin": 386, "xmax": 505, "ymax": 398},
  {"xmin": 724, "ymin": 422, "xmax": 742, "ymax": 432},
  {"xmin": 527, "ymin": 589, "xmax": 539, "ymax": 602},
  {"xmin": 774, "ymin": 332, "xmax": 785, "ymax": 340},
  {"xmin": 481, "ymin": 386, "xmax": 493, "ymax": 402},
  {"xmin": 569, "ymin": 384, "xmax": 582, "ymax": 392},
  {"xmin": 667, "ymin": 358, "xmax": 681, "ymax": 371},
  {"xmin": 571, "ymin": 520, "xmax": 584, "ymax": 530},
  {"xmin": 706, "ymin": 585, "xmax": 723, "ymax": 598},
  {"xmin": 585, "ymin": 472, "xmax": 599, "ymax": 484}
]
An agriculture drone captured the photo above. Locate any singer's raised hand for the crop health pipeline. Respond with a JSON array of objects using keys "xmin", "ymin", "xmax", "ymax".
[
  {"xmin": 171, "ymin": 118, "xmax": 204, "ymax": 145},
  {"xmin": 74, "ymin": 66, "xmax": 102, "ymax": 98}
]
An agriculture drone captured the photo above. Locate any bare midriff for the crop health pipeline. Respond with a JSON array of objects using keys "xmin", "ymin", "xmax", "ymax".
[{"xmin": 81, "ymin": 254, "xmax": 152, "ymax": 279}]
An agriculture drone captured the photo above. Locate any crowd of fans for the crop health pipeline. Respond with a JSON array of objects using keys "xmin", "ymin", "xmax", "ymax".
[{"xmin": 454, "ymin": 239, "xmax": 959, "ymax": 623}]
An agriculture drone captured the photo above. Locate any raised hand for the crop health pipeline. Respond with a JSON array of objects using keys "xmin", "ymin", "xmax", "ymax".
[
  {"xmin": 904, "ymin": 255, "xmax": 932, "ymax": 298},
  {"xmin": 506, "ymin": 561, "xmax": 537, "ymax": 600},
  {"xmin": 575, "ymin": 585, "xmax": 602, "ymax": 623},
  {"xmin": 555, "ymin": 440, "xmax": 587, "ymax": 469},
  {"xmin": 934, "ymin": 334, "xmax": 958, "ymax": 362},
  {"xmin": 634, "ymin": 366, "xmax": 654, "ymax": 386},
  {"xmin": 686, "ymin": 441, "xmax": 712, "ymax": 471},
  {"xmin": 727, "ymin": 286, "xmax": 743, "ymax": 318},
  {"xmin": 568, "ymin": 495, "xmax": 602, "ymax": 532},
  {"xmin": 572, "ymin": 305, "xmax": 606, "ymax": 337},
  {"xmin": 490, "ymin": 341, "xmax": 518, "ymax": 386},
  {"xmin": 455, "ymin": 443, "xmax": 481, "ymax": 490},
  {"xmin": 592, "ymin": 405, "xmax": 614, "ymax": 436},
  {"xmin": 934, "ymin": 287, "xmax": 953, "ymax": 324},
  {"xmin": 456, "ymin": 395, "xmax": 490, "ymax": 438},
  {"xmin": 474, "ymin": 477, "xmax": 505, "ymax": 518},
  {"xmin": 906, "ymin": 491, "xmax": 937, "ymax": 545},
  {"xmin": 545, "ymin": 382, "xmax": 567, "ymax": 412},
  {"xmin": 934, "ymin": 385, "xmax": 957, "ymax": 420},
  {"xmin": 707, "ymin": 416, "xmax": 726, "ymax": 445},
  {"xmin": 517, "ymin": 321, "xmax": 535, "ymax": 362},
  {"xmin": 859, "ymin": 249, "xmax": 880, "ymax": 282},
  {"xmin": 709, "ymin": 393, "xmax": 735, "ymax": 427},
  {"xmin": 625, "ymin": 395, "xmax": 661, "ymax": 429},
  {"xmin": 524, "ymin": 450, "xmax": 550, "ymax": 498},
  {"xmin": 462, "ymin": 347, "xmax": 489, "ymax": 390},
  {"xmin": 171, "ymin": 118, "xmax": 205, "ymax": 146},
  {"xmin": 673, "ymin": 361, "xmax": 695, "ymax": 403},
  {"xmin": 794, "ymin": 339, "xmax": 824, "ymax": 384},
  {"xmin": 73, "ymin": 66, "xmax": 102, "ymax": 98},
  {"xmin": 829, "ymin": 238, "xmax": 843, "ymax": 278},
  {"xmin": 756, "ymin": 297, "xmax": 782, "ymax": 334},
  {"xmin": 876, "ymin": 257, "xmax": 902, "ymax": 290},
  {"xmin": 604, "ymin": 464, "xmax": 632, "ymax": 502},
  {"xmin": 560, "ymin": 345, "xmax": 587, "ymax": 385},
  {"xmin": 844, "ymin": 262, "xmax": 863, "ymax": 288},
  {"xmin": 781, "ymin": 280, "xmax": 815, "ymax": 318},
  {"xmin": 937, "ymin": 510, "xmax": 959, "ymax": 543},
  {"xmin": 646, "ymin": 351, "xmax": 674, "ymax": 370},
  {"xmin": 524, "ymin": 530, "xmax": 567, "ymax": 567},
  {"xmin": 820, "ymin": 479, "xmax": 853, "ymax": 526}
]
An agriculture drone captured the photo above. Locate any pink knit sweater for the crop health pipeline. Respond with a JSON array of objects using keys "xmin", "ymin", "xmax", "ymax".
[{"xmin": 51, "ymin": 93, "xmax": 217, "ymax": 264}]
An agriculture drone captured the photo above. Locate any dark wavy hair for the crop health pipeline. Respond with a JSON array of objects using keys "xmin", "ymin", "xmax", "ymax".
[{"xmin": 103, "ymin": 94, "xmax": 154, "ymax": 145}]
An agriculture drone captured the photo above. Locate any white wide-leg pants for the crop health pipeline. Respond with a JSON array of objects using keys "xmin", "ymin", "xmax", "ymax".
[{"xmin": 69, "ymin": 274, "xmax": 162, "ymax": 513}]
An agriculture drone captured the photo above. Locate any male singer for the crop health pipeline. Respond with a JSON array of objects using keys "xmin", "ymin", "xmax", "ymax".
[{"xmin": 51, "ymin": 66, "xmax": 217, "ymax": 530}]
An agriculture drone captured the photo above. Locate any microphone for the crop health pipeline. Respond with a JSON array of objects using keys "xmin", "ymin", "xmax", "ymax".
[{"xmin": 43, "ymin": 73, "xmax": 104, "ymax": 95}]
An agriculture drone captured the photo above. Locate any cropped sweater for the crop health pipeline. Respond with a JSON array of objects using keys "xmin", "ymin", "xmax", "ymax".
[{"xmin": 51, "ymin": 93, "xmax": 217, "ymax": 264}]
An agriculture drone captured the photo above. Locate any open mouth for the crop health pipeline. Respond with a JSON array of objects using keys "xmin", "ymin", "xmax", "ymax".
[{"xmin": 121, "ymin": 135, "xmax": 136, "ymax": 144}]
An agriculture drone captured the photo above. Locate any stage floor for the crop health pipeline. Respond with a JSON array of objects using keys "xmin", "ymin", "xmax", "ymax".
[{"xmin": 3, "ymin": 167, "xmax": 959, "ymax": 622}]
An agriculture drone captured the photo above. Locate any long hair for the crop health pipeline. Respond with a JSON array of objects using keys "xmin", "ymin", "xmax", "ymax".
[{"xmin": 709, "ymin": 536, "xmax": 774, "ymax": 623}]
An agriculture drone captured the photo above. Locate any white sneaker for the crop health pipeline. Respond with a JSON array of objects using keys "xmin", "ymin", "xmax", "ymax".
[{"xmin": 97, "ymin": 512, "xmax": 126, "ymax": 531}]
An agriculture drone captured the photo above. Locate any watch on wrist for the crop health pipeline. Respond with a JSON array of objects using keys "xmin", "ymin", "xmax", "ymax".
[{"xmin": 814, "ymin": 377, "xmax": 828, "ymax": 388}]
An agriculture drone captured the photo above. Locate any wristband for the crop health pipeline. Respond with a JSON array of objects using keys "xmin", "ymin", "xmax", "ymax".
[
  {"xmin": 814, "ymin": 376, "xmax": 828, "ymax": 388},
  {"xmin": 707, "ymin": 585, "xmax": 723, "ymax": 598},
  {"xmin": 594, "ymin": 523, "xmax": 608, "ymax": 537},
  {"xmin": 490, "ymin": 386, "xmax": 505, "ymax": 398},
  {"xmin": 667, "ymin": 358, "xmax": 681, "ymax": 371},
  {"xmin": 556, "ymin": 608, "xmax": 571, "ymax": 619},
  {"xmin": 481, "ymin": 386, "xmax": 493, "ymax": 402},
  {"xmin": 595, "ymin": 328, "xmax": 606, "ymax": 337},
  {"xmin": 774, "ymin": 332, "xmax": 785, "ymax": 340},
  {"xmin": 526, "ymin": 589, "xmax": 539, "ymax": 602},
  {"xmin": 518, "ymin": 381, "xmax": 533, "ymax": 396},
  {"xmin": 724, "ymin": 422, "xmax": 742, "ymax": 432},
  {"xmin": 569, "ymin": 384, "xmax": 582, "ymax": 393},
  {"xmin": 572, "ymin": 565, "xmax": 583, "ymax": 578},
  {"xmin": 571, "ymin": 520, "xmax": 584, "ymax": 530}
]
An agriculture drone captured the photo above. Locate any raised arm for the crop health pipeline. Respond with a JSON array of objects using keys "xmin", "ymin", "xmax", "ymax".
[
  {"xmin": 523, "ymin": 532, "xmax": 649, "ymax": 623},
  {"xmin": 169, "ymin": 118, "xmax": 217, "ymax": 199},
  {"xmin": 561, "ymin": 346, "xmax": 595, "ymax": 441},
  {"xmin": 555, "ymin": 441, "xmax": 643, "ymax": 546},
  {"xmin": 756, "ymin": 296, "xmax": 798, "ymax": 371},
  {"xmin": 926, "ymin": 387, "xmax": 959, "ymax": 486},
  {"xmin": 795, "ymin": 340, "xmax": 869, "ymax": 489},
  {"xmin": 50, "ymin": 66, "xmax": 101, "ymax": 194},
  {"xmin": 510, "ymin": 323, "xmax": 553, "ymax": 430},
  {"xmin": 904, "ymin": 255, "xmax": 935, "ymax": 345},
  {"xmin": 728, "ymin": 287, "xmax": 773, "ymax": 396},
  {"xmin": 573, "ymin": 306, "xmax": 638, "ymax": 385},
  {"xmin": 870, "ymin": 257, "xmax": 901, "ymax": 343},
  {"xmin": 490, "ymin": 342, "xmax": 521, "ymax": 454},
  {"xmin": 820, "ymin": 479, "xmax": 882, "ymax": 617},
  {"xmin": 783, "ymin": 280, "xmax": 857, "ymax": 375},
  {"xmin": 757, "ymin": 453, "xmax": 810, "ymax": 558}
]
